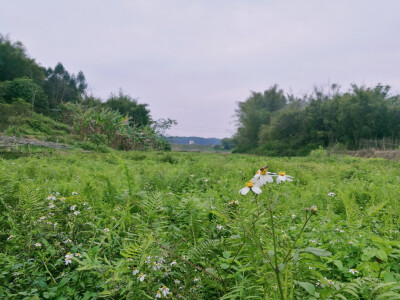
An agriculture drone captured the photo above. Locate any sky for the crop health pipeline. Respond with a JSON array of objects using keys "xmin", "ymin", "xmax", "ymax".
[{"xmin": 1, "ymin": 0, "xmax": 400, "ymax": 138}]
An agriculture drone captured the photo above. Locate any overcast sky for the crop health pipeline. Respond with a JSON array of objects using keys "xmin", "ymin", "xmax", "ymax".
[{"xmin": 2, "ymin": 0, "xmax": 400, "ymax": 138}]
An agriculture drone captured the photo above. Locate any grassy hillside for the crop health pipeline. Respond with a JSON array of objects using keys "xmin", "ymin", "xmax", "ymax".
[
  {"xmin": 1, "ymin": 150, "xmax": 400, "ymax": 299},
  {"xmin": 0, "ymin": 100, "xmax": 72, "ymax": 142}
]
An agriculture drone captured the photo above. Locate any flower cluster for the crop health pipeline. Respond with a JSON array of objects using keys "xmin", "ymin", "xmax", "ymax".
[
  {"xmin": 227, "ymin": 200, "xmax": 239, "ymax": 206},
  {"xmin": 129, "ymin": 254, "xmax": 203, "ymax": 298},
  {"xmin": 239, "ymin": 166, "xmax": 294, "ymax": 195}
]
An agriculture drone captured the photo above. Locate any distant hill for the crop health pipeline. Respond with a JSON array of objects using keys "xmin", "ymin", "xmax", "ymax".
[{"xmin": 166, "ymin": 136, "xmax": 221, "ymax": 145}]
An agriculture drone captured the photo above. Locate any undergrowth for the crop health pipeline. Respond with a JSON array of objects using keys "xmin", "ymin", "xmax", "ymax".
[{"xmin": 1, "ymin": 151, "xmax": 400, "ymax": 299}]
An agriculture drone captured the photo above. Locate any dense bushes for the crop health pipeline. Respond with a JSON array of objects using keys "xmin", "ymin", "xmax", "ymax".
[
  {"xmin": 234, "ymin": 84, "xmax": 400, "ymax": 156},
  {"xmin": 0, "ymin": 35, "xmax": 173, "ymax": 151}
]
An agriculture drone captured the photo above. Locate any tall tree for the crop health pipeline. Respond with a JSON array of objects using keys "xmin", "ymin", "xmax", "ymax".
[
  {"xmin": 234, "ymin": 85, "xmax": 287, "ymax": 151},
  {"xmin": 104, "ymin": 90, "xmax": 151, "ymax": 127},
  {"xmin": 43, "ymin": 62, "xmax": 87, "ymax": 109},
  {"xmin": 0, "ymin": 35, "xmax": 45, "ymax": 83},
  {"xmin": 0, "ymin": 78, "xmax": 48, "ymax": 113}
]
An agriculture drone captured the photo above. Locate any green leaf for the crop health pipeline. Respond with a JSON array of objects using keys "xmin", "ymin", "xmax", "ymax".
[
  {"xmin": 376, "ymin": 249, "xmax": 388, "ymax": 262},
  {"xmin": 297, "ymin": 281, "xmax": 315, "ymax": 295},
  {"xmin": 278, "ymin": 263, "xmax": 286, "ymax": 272},
  {"xmin": 220, "ymin": 263, "xmax": 230, "ymax": 269},
  {"xmin": 267, "ymin": 250, "xmax": 274, "ymax": 259},
  {"xmin": 301, "ymin": 247, "xmax": 332, "ymax": 257},
  {"xmin": 82, "ymin": 291, "xmax": 98, "ymax": 300},
  {"xmin": 58, "ymin": 276, "xmax": 71, "ymax": 288},
  {"xmin": 222, "ymin": 251, "xmax": 231, "ymax": 259},
  {"xmin": 205, "ymin": 267, "xmax": 218, "ymax": 276},
  {"xmin": 362, "ymin": 247, "xmax": 377, "ymax": 261},
  {"xmin": 333, "ymin": 260, "xmax": 343, "ymax": 271}
]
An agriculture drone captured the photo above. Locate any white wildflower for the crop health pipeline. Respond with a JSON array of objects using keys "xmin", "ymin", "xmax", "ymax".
[
  {"xmin": 251, "ymin": 167, "xmax": 274, "ymax": 186},
  {"xmin": 239, "ymin": 181, "xmax": 262, "ymax": 195},
  {"xmin": 137, "ymin": 273, "xmax": 146, "ymax": 282},
  {"xmin": 153, "ymin": 262, "xmax": 162, "ymax": 271},
  {"xmin": 160, "ymin": 286, "xmax": 170, "ymax": 297},
  {"xmin": 276, "ymin": 171, "xmax": 294, "ymax": 184},
  {"xmin": 47, "ymin": 195, "xmax": 57, "ymax": 201}
]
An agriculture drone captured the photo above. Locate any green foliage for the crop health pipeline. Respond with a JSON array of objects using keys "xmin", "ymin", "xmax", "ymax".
[
  {"xmin": 235, "ymin": 85, "xmax": 287, "ymax": 151},
  {"xmin": 0, "ymin": 78, "xmax": 48, "ymax": 113},
  {"xmin": 220, "ymin": 138, "xmax": 236, "ymax": 150},
  {"xmin": 1, "ymin": 151, "xmax": 400, "ymax": 299},
  {"xmin": 0, "ymin": 35, "xmax": 46, "ymax": 83},
  {"xmin": 104, "ymin": 89, "xmax": 151, "ymax": 127},
  {"xmin": 0, "ymin": 101, "xmax": 70, "ymax": 138},
  {"xmin": 43, "ymin": 62, "xmax": 87, "ymax": 109},
  {"xmin": 235, "ymin": 83, "xmax": 400, "ymax": 156},
  {"xmin": 0, "ymin": 36, "xmax": 173, "ymax": 153},
  {"xmin": 62, "ymin": 102, "xmax": 171, "ymax": 151}
]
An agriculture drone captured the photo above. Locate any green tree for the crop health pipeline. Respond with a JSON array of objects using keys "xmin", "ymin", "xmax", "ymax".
[
  {"xmin": 220, "ymin": 137, "xmax": 236, "ymax": 150},
  {"xmin": 104, "ymin": 90, "xmax": 151, "ymax": 127},
  {"xmin": 1, "ymin": 78, "xmax": 48, "ymax": 113},
  {"xmin": 234, "ymin": 85, "xmax": 287, "ymax": 151},
  {"xmin": 335, "ymin": 84, "xmax": 390, "ymax": 147},
  {"xmin": 43, "ymin": 62, "xmax": 87, "ymax": 109},
  {"xmin": 0, "ymin": 35, "xmax": 45, "ymax": 83}
]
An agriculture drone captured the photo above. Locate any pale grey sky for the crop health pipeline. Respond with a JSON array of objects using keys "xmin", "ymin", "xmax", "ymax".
[{"xmin": 1, "ymin": 0, "xmax": 400, "ymax": 138}]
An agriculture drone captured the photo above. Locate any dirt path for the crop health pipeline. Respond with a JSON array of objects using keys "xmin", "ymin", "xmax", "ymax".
[
  {"xmin": 0, "ymin": 136, "xmax": 72, "ymax": 149},
  {"xmin": 348, "ymin": 149, "xmax": 400, "ymax": 160}
]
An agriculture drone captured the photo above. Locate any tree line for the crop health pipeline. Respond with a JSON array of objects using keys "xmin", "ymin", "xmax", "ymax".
[
  {"xmin": 233, "ymin": 84, "xmax": 400, "ymax": 156},
  {"xmin": 0, "ymin": 35, "xmax": 172, "ymax": 150}
]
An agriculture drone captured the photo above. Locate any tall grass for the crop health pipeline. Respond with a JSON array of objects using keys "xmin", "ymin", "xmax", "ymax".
[{"xmin": 1, "ymin": 150, "xmax": 400, "ymax": 299}]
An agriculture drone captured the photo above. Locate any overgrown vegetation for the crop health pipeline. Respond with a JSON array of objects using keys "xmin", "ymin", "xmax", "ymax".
[
  {"xmin": 0, "ymin": 35, "xmax": 172, "ymax": 151},
  {"xmin": 233, "ymin": 84, "xmax": 400, "ymax": 156},
  {"xmin": 0, "ymin": 100, "xmax": 70, "ymax": 140},
  {"xmin": 1, "ymin": 150, "xmax": 400, "ymax": 299}
]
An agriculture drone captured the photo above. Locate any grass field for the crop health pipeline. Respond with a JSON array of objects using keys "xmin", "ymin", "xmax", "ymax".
[{"xmin": 1, "ymin": 149, "xmax": 400, "ymax": 299}]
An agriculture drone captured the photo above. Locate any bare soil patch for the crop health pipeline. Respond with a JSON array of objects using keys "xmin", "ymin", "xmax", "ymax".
[{"xmin": 348, "ymin": 149, "xmax": 400, "ymax": 160}]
